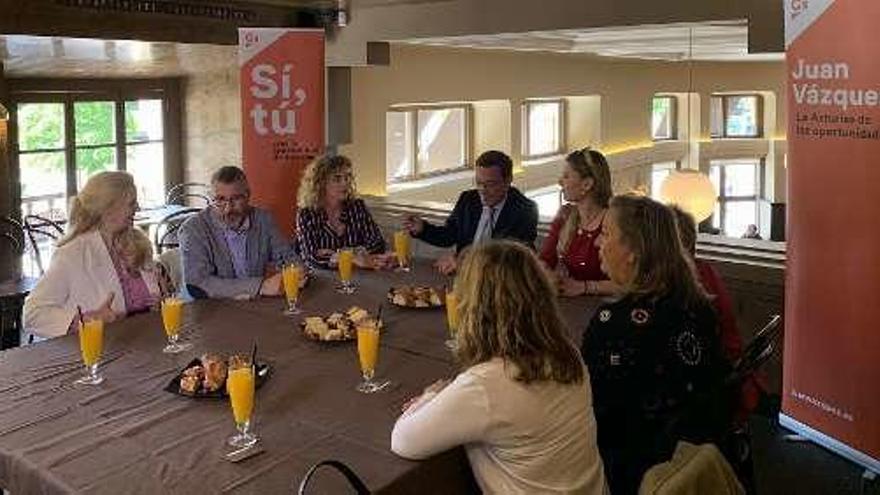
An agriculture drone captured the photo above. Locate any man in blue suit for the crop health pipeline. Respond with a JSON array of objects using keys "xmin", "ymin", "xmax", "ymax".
[{"xmin": 404, "ymin": 150, "xmax": 538, "ymax": 274}]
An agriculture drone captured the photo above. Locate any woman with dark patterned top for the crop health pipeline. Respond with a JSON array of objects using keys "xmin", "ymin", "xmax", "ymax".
[
  {"xmin": 581, "ymin": 195, "xmax": 731, "ymax": 495},
  {"xmin": 539, "ymin": 148, "xmax": 618, "ymax": 297},
  {"xmin": 295, "ymin": 154, "xmax": 389, "ymax": 269}
]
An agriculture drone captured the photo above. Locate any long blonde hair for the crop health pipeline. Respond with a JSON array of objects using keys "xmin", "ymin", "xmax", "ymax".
[
  {"xmin": 60, "ymin": 171, "xmax": 152, "ymax": 270},
  {"xmin": 556, "ymin": 148, "xmax": 612, "ymax": 253},
  {"xmin": 454, "ymin": 241, "xmax": 584, "ymax": 384},
  {"xmin": 297, "ymin": 154, "xmax": 357, "ymax": 209},
  {"xmin": 609, "ymin": 195, "xmax": 707, "ymax": 306}
]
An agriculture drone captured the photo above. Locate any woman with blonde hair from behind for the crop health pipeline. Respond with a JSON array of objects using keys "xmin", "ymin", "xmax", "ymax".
[
  {"xmin": 25, "ymin": 171, "xmax": 169, "ymax": 339},
  {"xmin": 391, "ymin": 240, "xmax": 607, "ymax": 494}
]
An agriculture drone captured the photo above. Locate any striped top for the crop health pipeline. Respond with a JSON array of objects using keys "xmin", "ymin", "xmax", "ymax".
[{"xmin": 296, "ymin": 198, "xmax": 386, "ymax": 268}]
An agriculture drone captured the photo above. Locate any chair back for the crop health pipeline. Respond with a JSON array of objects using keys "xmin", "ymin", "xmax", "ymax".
[
  {"xmin": 298, "ymin": 460, "xmax": 370, "ymax": 495},
  {"xmin": 729, "ymin": 315, "xmax": 782, "ymax": 385},
  {"xmin": 154, "ymin": 208, "xmax": 201, "ymax": 254},
  {"xmin": 0, "ymin": 216, "xmax": 25, "ymax": 255},
  {"xmin": 157, "ymin": 248, "xmax": 183, "ymax": 294},
  {"xmin": 166, "ymin": 182, "xmax": 211, "ymax": 207},
  {"xmin": 22, "ymin": 215, "xmax": 65, "ymax": 275}
]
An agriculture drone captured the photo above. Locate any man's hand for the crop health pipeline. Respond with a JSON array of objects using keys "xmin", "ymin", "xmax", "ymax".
[
  {"xmin": 433, "ymin": 253, "xmax": 457, "ymax": 276},
  {"xmin": 259, "ymin": 272, "xmax": 283, "ymax": 297},
  {"xmin": 402, "ymin": 215, "xmax": 425, "ymax": 236}
]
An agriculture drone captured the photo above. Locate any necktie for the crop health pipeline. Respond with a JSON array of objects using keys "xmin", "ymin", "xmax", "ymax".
[{"xmin": 488, "ymin": 207, "xmax": 496, "ymax": 238}]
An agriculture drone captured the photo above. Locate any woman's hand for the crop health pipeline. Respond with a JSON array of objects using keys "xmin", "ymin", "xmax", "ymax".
[
  {"xmin": 433, "ymin": 253, "xmax": 457, "ymax": 275},
  {"xmin": 400, "ymin": 379, "xmax": 451, "ymax": 413},
  {"xmin": 558, "ymin": 276, "xmax": 587, "ymax": 297},
  {"xmin": 81, "ymin": 293, "xmax": 119, "ymax": 324}
]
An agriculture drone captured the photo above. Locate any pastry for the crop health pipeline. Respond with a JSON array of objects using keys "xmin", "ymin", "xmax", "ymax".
[
  {"xmin": 179, "ymin": 365, "xmax": 204, "ymax": 393},
  {"xmin": 201, "ymin": 353, "xmax": 227, "ymax": 392}
]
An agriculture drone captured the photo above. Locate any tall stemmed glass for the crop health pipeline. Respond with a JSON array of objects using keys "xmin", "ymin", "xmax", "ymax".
[
  {"xmin": 393, "ymin": 231, "xmax": 411, "ymax": 273},
  {"xmin": 161, "ymin": 297, "xmax": 192, "ymax": 353},
  {"xmin": 226, "ymin": 356, "xmax": 258, "ymax": 448},
  {"xmin": 356, "ymin": 318, "xmax": 388, "ymax": 393},
  {"xmin": 75, "ymin": 317, "xmax": 105, "ymax": 385},
  {"xmin": 337, "ymin": 248, "xmax": 356, "ymax": 294},
  {"xmin": 282, "ymin": 263, "xmax": 304, "ymax": 315},
  {"xmin": 444, "ymin": 288, "xmax": 458, "ymax": 350}
]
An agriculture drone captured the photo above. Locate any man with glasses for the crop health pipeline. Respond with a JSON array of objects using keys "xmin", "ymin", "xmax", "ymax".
[
  {"xmin": 179, "ymin": 166, "xmax": 297, "ymax": 299},
  {"xmin": 404, "ymin": 150, "xmax": 538, "ymax": 274}
]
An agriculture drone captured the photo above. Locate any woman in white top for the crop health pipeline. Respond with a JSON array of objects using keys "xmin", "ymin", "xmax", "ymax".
[
  {"xmin": 24, "ymin": 171, "xmax": 169, "ymax": 339},
  {"xmin": 391, "ymin": 240, "xmax": 607, "ymax": 495}
]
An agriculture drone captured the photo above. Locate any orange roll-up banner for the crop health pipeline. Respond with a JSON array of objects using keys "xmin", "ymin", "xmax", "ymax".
[
  {"xmin": 782, "ymin": 0, "xmax": 880, "ymax": 472},
  {"xmin": 239, "ymin": 28, "xmax": 324, "ymax": 236}
]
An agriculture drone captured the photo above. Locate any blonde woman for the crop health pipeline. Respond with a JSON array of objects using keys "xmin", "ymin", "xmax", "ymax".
[
  {"xmin": 24, "ymin": 172, "xmax": 168, "ymax": 339},
  {"xmin": 392, "ymin": 241, "xmax": 607, "ymax": 495},
  {"xmin": 295, "ymin": 154, "xmax": 387, "ymax": 268},
  {"xmin": 540, "ymin": 148, "xmax": 618, "ymax": 297}
]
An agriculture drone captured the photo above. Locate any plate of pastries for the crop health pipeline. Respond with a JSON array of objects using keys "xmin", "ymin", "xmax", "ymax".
[
  {"xmin": 301, "ymin": 306, "xmax": 380, "ymax": 342},
  {"xmin": 166, "ymin": 353, "xmax": 270, "ymax": 398},
  {"xmin": 387, "ymin": 285, "xmax": 444, "ymax": 308}
]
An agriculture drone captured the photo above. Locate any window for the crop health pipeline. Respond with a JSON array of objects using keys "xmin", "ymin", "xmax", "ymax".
[
  {"xmin": 651, "ymin": 96, "xmax": 676, "ymax": 140},
  {"xmin": 386, "ymin": 105, "xmax": 469, "ymax": 182},
  {"xmin": 522, "ymin": 100, "xmax": 564, "ymax": 159},
  {"xmin": 526, "ymin": 185, "xmax": 563, "ymax": 218},
  {"xmin": 649, "ymin": 162, "xmax": 678, "ymax": 200},
  {"xmin": 14, "ymin": 83, "xmax": 177, "ymax": 221},
  {"xmin": 709, "ymin": 159, "xmax": 763, "ymax": 237},
  {"xmin": 710, "ymin": 95, "xmax": 762, "ymax": 138}
]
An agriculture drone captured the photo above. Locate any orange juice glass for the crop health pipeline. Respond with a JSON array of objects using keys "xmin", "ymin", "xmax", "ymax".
[
  {"xmin": 282, "ymin": 264, "xmax": 304, "ymax": 315},
  {"xmin": 356, "ymin": 319, "xmax": 385, "ymax": 393},
  {"xmin": 76, "ymin": 318, "xmax": 104, "ymax": 385},
  {"xmin": 444, "ymin": 290, "xmax": 458, "ymax": 350},
  {"xmin": 161, "ymin": 298, "xmax": 191, "ymax": 354},
  {"xmin": 393, "ymin": 231, "xmax": 411, "ymax": 272},
  {"xmin": 337, "ymin": 248, "xmax": 356, "ymax": 294},
  {"xmin": 226, "ymin": 358, "xmax": 258, "ymax": 448}
]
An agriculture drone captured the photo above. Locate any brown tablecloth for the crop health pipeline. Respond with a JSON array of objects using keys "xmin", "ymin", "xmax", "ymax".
[{"xmin": 0, "ymin": 260, "xmax": 599, "ymax": 494}]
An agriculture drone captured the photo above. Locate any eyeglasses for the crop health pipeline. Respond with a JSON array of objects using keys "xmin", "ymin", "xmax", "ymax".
[{"xmin": 211, "ymin": 194, "xmax": 248, "ymax": 207}]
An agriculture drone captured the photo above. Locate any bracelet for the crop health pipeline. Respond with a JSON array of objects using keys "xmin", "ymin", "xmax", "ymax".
[
  {"xmin": 584, "ymin": 281, "xmax": 596, "ymax": 295},
  {"xmin": 583, "ymin": 280, "xmax": 591, "ymax": 295}
]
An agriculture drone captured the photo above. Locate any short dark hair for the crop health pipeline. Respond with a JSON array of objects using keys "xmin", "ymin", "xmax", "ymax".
[
  {"xmin": 211, "ymin": 166, "xmax": 249, "ymax": 190},
  {"xmin": 475, "ymin": 150, "xmax": 513, "ymax": 180}
]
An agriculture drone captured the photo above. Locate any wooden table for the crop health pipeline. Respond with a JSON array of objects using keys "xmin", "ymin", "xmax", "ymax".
[{"xmin": 0, "ymin": 261, "xmax": 599, "ymax": 494}]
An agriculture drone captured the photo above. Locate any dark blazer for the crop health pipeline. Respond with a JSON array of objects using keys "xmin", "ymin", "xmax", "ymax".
[{"xmin": 416, "ymin": 187, "xmax": 538, "ymax": 252}]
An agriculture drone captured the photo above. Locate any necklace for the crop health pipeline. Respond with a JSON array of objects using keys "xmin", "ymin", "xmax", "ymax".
[{"xmin": 576, "ymin": 208, "xmax": 604, "ymax": 236}]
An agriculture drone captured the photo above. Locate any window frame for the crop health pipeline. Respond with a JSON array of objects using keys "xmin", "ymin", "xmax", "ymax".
[
  {"xmin": 8, "ymin": 78, "xmax": 182, "ymax": 217},
  {"xmin": 710, "ymin": 93, "xmax": 764, "ymax": 139},
  {"xmin": 708, "ymin": 158, "xmax": 766, "ymax": 235},
  {"xmin": 651, "ymin": 95, "xmax": 677, "ymax": 141},
  {"xmin": 521, "ymin": 98, "xmax": 566, "ymax": 160},
  {"xmin": 386, "ymin": 103, "xmax": 473, "ymax": 183}
]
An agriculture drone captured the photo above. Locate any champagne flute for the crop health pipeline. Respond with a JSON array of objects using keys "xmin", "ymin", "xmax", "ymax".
[
  {"xmin": 281, "ymin": 263, "xmax": 304, "ymax": 315},
  {"xmin": 444, "ymin": 289, "xmax": 458, "ymax": 351},
  {"xmin": 226, "ymin": 356, "xmax": 258, "ymax": 448},
  {"xmin": 161, "ymin": 297, "xmax": 192, "ymax": 353},
  {"xmin": 337, "ymin": 248, "xmax": 356, "ymax": 294},
  {"xmin": 356, "ymin": 318, "xmax": 388, "ymax": 393},
  {"xmin": 75, "ymin": 317, "xmax": 105, "ymax": 385},
  {"xmin": 393, "ymin": 231, "xmax": 411, "ymax": 273}
]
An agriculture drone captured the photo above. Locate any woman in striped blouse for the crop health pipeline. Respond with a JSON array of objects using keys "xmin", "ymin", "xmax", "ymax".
[{"xmin": 295, "ymin": 154, "xmax": 389, "ymax": 269}]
